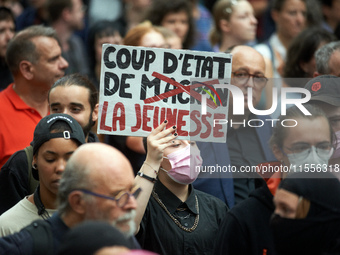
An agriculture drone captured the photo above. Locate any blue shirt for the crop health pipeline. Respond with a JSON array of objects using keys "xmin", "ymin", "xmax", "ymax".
[{"xmin": 0, "ymin": 213, "xmax": 68, "ymax": 255}]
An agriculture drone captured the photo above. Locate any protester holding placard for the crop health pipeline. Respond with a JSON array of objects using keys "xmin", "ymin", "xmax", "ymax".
[
  {"xmin": 134, "ymin": 121, "xmax": 227, "ymax": 255},
  {"xmin": 105, "ymin": 21, "xmax": 169, "ymax": 174},
  {"xmin": 97, "ymin": 29, "xmax": 231, "ymax": 218}
]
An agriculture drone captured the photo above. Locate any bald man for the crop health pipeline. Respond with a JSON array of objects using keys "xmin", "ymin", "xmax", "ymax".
[
  {"xmin": 0, "ymin": 143, "xmax": 140, "ymax": 254},
  {"xmin": 193, "ymin": 45, "xmax": 276, "ymax": 207}
]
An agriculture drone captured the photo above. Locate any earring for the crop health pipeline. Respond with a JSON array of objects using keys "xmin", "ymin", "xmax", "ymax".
[{"xmin": 32, "ymin": 164, "xmax": 37, "ymax": 169}]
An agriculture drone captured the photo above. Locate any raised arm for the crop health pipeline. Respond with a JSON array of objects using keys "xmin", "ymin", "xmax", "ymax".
[{"xmin": 134, "ymin": 120, "xmax": 177, "ymax": 232}]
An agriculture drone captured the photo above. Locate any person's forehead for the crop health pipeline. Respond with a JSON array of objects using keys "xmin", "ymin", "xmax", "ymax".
[
  {"xmin": 92, "ymin": 165, "xmax": 135, "ymax": 193},
  {"xmin": 32, "ymin": 36, "xmax": 60, "ymax": 56},
  {"xmin": 232, "ymin": 49, "xmax": 265, "ymax": 73},
  {"xmin": 0, "ymin": 19, "xmax": 15, "ymax": 28},
  {"xmin": 280, "ymin": 0, "xmax": 306, "ymax": 10},
  {"xmin": 283, "ymin": 117, "xmax": 331, "ymax": 144},
  {"xmin": 274, "ymin": 189, "xmax": 299, "ymax": 203},
  {"xmin": 87, "ymin": 151, "xmax": 134, "ymax": 190},
  {"xmin": 322, "ymin": 104, "xmax": 340, "ymax": 117},
  {"xmin": 233, "ymin": 0, "xmax": 252, "ymax": 12},
  {"xmin": 141, "ymin": 31, "xmax": 166, "ymax": 47},
  {"xmin": 50, "ymin": 85, "xmax": 90, "ymax": 103},
  {"xmin": 39, "ymin": 137, "xmax": 78, "ymax": 153}
]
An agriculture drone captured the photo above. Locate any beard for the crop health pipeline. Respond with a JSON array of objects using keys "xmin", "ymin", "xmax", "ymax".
[
  {"xmin": 84, "ymin": 204, "xmax": 136, "ymax": 238},
  {"xmin": 111, "ymin": 210, "xmax": 137, "ymax": 238},
  {"xmin": 82, "ymin": 114, "xmax": 95, "ymax": 139}
]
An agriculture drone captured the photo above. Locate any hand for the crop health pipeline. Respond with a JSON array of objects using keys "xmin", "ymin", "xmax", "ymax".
[{"xmin": 145, "ymin": 120, "xmax": 177, "ymax": 166}]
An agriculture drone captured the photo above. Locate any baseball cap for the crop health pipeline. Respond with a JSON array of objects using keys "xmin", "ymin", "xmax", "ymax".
[
  {"xmin": 32, "ymin": 113, "xmax": 85, "ymax": 180},
  {"xmin": 304, "ymin": 75, "xmax": 340, "ymax": 106}
]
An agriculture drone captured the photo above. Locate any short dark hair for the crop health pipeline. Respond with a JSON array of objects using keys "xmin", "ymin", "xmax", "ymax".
[
  {"xmin": 271, "ymin": 0, "xmax": 291, "ymax": 11},
  {"xmin": 144, "ymin": 0, "xmax": 195, "ymax": 49},
  {"xmin": 0, "ymin": 6, "xmax": 15, "ymax": 23},
  {"xmin": 87, "ymin": 19, "xmax": 125, "ymax": 74},
  {"xmin": 6, "ymin": 25, "xmax": 59, "ymax": 75},
  {"xmin": 49, "ymin": 73, "xmax": 98, "ymax": 112},
  {"xmin": 319, "ymin": 0, "xmax": 333, "ymax": 7},
  {"xmin": 269, "ymin": 104, "xmax": 333, "ymax": 149},
  {"xmin": 47, "ymin": 0, "xmax": 73, "ymax": 23},
  {"xmin": 284, "ymin": 27, "xmax": 335, "ymax": 83}
]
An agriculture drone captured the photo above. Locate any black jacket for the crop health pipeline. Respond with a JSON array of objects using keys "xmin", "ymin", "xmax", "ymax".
[
  {"xmin": 0, "ymin": 132, "xmax": 99, "ymax": 215},
  {"xmin": 214, "ymin": 178, "xmax": 278, "ymax": 255}
]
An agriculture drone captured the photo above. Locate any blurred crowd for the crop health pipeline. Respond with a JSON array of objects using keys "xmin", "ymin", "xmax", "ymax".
[{"xmin": 1, "ymin": 0, "xmax": 340, "ymax": 255}]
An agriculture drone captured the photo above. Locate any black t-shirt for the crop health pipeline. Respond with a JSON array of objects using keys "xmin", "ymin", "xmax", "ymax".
[{"xmin": 136, "ymin": 181, "xmax": 227, "ymax": 255}]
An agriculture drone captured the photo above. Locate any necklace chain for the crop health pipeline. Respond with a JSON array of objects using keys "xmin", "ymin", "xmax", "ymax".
[{"xmin": 152, "ymin": 190, "xmax": 199, "ymax": 232}]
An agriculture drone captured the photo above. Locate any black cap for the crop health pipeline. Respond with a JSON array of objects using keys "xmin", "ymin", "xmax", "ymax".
[
  {"xmin": 304, "ymin": 75, "xmax": 340, "ymax": 106},
  {"xmin": 32, "ymin": 113, "xmax": 85, "ymax": 180},
  {"xmin": 279, "ymin": 171, "xmax": 340, "ymax": 213}
]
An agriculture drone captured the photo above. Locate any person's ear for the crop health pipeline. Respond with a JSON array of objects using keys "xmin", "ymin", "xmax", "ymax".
[
  {"xmin": 32, "ymin": 155, "xmax": 37, "ymax": 169},
  {"xmin": 219, "ymin": 19, "xmax": 231, "ymax": 33},
  {"xmin": 272, "ymin": 144, "xmax": 284, "ymax": 162},
  {"xmin": 313, "ymin": 71, "xmax": 320, "ymax": 77},
  {"xmin": 92, "ymin": 103, "xmax": 99, "ymax": 122},
  {"xmin": 68, "ymin": 191, "xmax": 87, "ymax": 215},
  {"xmin": 19, "ymin": 60, "xmax": 34, "ymax": 80}
]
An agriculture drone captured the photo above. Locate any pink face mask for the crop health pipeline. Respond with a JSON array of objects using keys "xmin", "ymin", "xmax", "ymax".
[{"xmin": 162, "ymin": 144, "xmax": 203, "ymax": 185}]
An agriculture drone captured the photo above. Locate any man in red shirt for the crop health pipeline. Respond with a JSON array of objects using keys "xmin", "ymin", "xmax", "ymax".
[{"xmin": 0, "ymin": 25, "xmax": 68, "ymax": 168}]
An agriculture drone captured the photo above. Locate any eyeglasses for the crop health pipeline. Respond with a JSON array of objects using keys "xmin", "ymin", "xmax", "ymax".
[
  {"xmin": 76, "ymin": 186, "xmax": 142, "ymax": 208},
  {"xmin": 232, "ymin": 70, "xmax": 268, "ymax": 87},
  {"xmin": 283, "ymin": 143, "xmax": 333, "ymax": 159}
]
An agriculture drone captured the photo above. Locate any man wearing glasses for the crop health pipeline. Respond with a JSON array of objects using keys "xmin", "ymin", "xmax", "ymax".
[
  {"xmin": 194, "ymin": 45, "xmax": 276, "ymax": 207},
  {"xmin": 305, "ymin": 75, "xmax": 340, "ymax": 169},
  {"xmin": 0, "ymin": 143, "xmax": 141, "ymax": 254}
]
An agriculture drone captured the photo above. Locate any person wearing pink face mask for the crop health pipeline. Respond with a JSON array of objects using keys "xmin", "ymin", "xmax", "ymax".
[{"xmin": 134, "ymin": 121, "xmax": 228, "ymax": 255}]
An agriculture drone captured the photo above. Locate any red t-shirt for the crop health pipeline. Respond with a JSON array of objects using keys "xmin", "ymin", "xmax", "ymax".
[{"xmin": 0, "ymin": 84, "xmax": 42, "ymax": 169}]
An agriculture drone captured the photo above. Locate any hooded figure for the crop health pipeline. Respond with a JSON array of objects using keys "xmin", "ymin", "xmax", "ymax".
[{"xmin": 270, "ymin": 171, "xmax": 340, "ymax": 255}]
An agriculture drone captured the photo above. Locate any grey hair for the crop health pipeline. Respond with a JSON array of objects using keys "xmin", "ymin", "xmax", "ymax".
[
  {"xmin": 57, "ymin": 156, "xmax": 96, "ymax": 216},
  {"xmin": 6, "ymin": 25, "xmax": 59, "ymax": 75},
  {"xmin": 315, "ymin": 41, "xmax": 340, "ymax": 75}
]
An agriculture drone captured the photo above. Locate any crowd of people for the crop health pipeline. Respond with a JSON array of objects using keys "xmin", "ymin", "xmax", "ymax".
[{"xmin": 0, "ymin": 0, "xmax": 340, "ymax": 254}]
